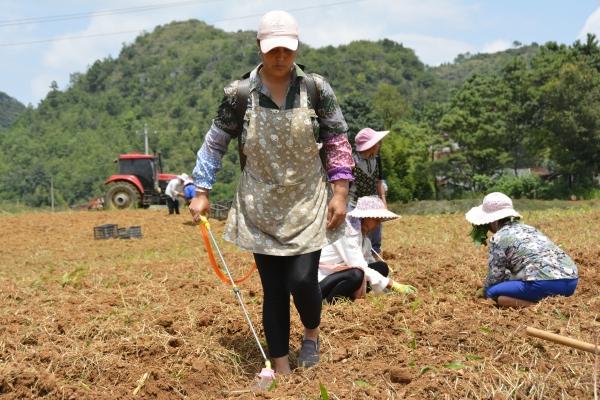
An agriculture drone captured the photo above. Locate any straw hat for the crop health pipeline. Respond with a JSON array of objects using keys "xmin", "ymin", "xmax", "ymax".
[
  {"xmin": 465, "ymin": 192, "xmax": 521, "ymax": 225},
  {"xmin": 347, "ymin": 196, "xmax": 399, "ymax": 220}
]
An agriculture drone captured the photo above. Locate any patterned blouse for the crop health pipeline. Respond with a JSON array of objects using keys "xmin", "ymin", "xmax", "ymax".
[
  {"xmin": 485, "ymin": 221, "xmax": 578, "ymax": 289},
  {"xmin": 193, "ymin": 64, "xmax": 354, "ymax": 189},
  {"xmin": 348, "ymin": 153, "xmax": 383, "ymax": 206}
]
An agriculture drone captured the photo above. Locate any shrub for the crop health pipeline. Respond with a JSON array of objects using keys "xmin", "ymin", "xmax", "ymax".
[{"xmin": 487, "ymin": 174, "xmax": 545, "ymax": 199}]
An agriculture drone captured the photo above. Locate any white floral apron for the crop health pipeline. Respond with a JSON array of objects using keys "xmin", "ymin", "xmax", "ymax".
[{"xmin": 223, "ymin": 82, "xmax": 342, "ymax": 255}]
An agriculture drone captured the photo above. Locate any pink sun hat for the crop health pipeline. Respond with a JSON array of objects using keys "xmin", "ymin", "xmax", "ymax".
[
  {"xmin": 465, "ymin": 192, "xmax": 522, "ymax": 225},
  {"xmin": 347, "ymin": 196, "xmax": 400, "ymax": 221},
  {"xmin": 355, "ymin": 127, "xmax": 390, "ymax": 152},
  {"xmin": 257, "ymin": 10, "xmax": 299, "ymax": 53}
]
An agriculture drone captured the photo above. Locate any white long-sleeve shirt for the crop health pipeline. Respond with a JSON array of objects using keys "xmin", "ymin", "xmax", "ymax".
[
  {"xmin": 165, "ymin": 178, "xmax": 183, "ymax": 200},
  {"xmin": 319, "ymin": 218, "xmax": 389, "ymax": 294}
]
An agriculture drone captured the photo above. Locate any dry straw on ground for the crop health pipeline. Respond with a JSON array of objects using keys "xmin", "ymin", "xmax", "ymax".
[{"xmin": 0, "ymin": 207, "xmax": 598, "ymax": 399}]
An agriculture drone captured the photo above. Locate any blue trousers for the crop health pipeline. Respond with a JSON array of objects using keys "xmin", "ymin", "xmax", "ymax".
[
  {"xmin": 485, "ymin": 278, "xmax": 578, "ymax": 302},
  {"xmin": 368, "ymin": 223, "xmax": 382, "ymax": 254}
]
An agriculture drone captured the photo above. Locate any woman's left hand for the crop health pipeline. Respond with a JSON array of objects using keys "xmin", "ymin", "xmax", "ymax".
[{"xmin": 326, "ymin": 194, "xmax": 346, "ymax": 230}]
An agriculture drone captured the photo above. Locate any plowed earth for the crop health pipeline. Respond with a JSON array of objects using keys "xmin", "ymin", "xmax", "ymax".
[{"xmin": 0, "ymin": 207, "xmax": 598, "ymax": 399}]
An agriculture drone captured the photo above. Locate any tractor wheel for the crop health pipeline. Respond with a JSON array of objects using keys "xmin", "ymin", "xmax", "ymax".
[{"xmin": 104, "ymin": 182, "xmax": 141, "ymax": 210}]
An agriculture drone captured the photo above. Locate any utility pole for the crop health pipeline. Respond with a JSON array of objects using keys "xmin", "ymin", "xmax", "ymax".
[
  {"xmin": 144, "ymin": 123, "xmax": 149, "ymax": 155},
  {"xmin": 50, "ymin": 176, "xmax": 55, "ymax": 211}
]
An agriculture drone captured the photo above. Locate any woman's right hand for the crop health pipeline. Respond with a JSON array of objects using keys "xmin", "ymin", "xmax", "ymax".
[{"xmin": 189, "ymin": 194, "xmax": 210, "ymax": 223}]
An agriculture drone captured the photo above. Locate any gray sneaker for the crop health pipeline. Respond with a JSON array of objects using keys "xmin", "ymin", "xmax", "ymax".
[{"xmin": 297, "ymin": 338, "xmax": 320, "ymax": 368}]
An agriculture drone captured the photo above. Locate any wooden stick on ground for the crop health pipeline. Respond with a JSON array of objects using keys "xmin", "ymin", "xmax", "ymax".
[
  {"xmin": 526, "ymin": 327, "xmax": 600, "ymax": 355},
  {"xmin": 594, "ymin": 334, "xmax": 598, "ymax": 400},
  {"xmin": 133, "ymin": 372, "xmax": 150, "ymax": 396}
]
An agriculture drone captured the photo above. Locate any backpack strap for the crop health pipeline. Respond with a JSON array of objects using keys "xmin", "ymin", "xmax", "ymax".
[
  {"xmin": 302, "ymin": 71, "xmax": 327, "ymax": 171},
  {"xmin": 234, "ymin": 67, "xmax": 322, "ymax": 172},
  {"xmin": 303, "ymin": 72, "xmax": 319, "ymax": 111},
  {"xmin": 235, "ymin": 77, "xmax": 251, "ymax": 171}
]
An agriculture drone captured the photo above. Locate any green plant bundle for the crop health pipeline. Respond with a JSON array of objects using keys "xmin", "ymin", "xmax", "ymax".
[{"xmin": 469, "ymin": 224, "xmax": 490, "ymax": 246}]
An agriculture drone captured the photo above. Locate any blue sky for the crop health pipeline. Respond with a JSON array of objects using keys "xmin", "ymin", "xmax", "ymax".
[{"xmin": 2, "ymin": 0, "xmax": 600, "ymax": 106}]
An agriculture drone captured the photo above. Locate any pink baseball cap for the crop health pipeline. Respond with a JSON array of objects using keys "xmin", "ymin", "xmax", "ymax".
[
  {"xmin": 355, "ymin": 127, "xmax": 389, "ymax": 152},
  {"xmin": 257, "ymin": 10, "xmax": 299, "ymax": 53}
]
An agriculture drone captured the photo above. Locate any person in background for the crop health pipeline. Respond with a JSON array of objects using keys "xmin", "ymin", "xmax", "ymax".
[
  {"xmin": 319, "ymin": 196, "xmax": 416, "ymax": 303},
  {"xmin": 188, "ymin": 10, "xmax": 354, "ymax": 374},
  {"xmin": 165, "ymin": 173, "xmax": 189, "ymax": 215},
  {"xmin": 465, "ymin": 192, "xmax": 578, "ymax": 308},
  {"xmin": 348, "ymin": 127, "xmax": 388, "ymax": 254}
]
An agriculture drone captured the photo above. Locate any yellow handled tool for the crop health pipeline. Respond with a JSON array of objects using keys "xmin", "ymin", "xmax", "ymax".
[{"xmin": 198, "ymin": 216, "xmax": 275, "ymax": 389}]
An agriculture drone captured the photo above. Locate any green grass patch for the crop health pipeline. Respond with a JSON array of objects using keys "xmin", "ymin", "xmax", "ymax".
[{"xmin": 319, "ymin": 382, "xmax": 329, "ymax": 399}]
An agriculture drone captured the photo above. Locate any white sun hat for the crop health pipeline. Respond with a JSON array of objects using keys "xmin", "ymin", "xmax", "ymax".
[
  {"xmin": 347, "ymin": 196, "xmax": 400, "ymax": 221},
  {"xmin": 465, "ymin": 192, "xmax": 522, "ymax": 225},
  {"xmin": 257, "ymin": 10, "xmax": 299, "ymax": 53},
  {"xmin": 178, "ymin": 173, "xmax": 190, "ymax": 181}
]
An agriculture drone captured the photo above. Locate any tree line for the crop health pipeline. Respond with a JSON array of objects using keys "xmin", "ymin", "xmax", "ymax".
[
  {"xmin": 0, "ymin": 20, "xmax": 598, "ymax": 207},
  {"xmin": 385, "ymin": 35, "xmax": 600, "ymax": 202}
]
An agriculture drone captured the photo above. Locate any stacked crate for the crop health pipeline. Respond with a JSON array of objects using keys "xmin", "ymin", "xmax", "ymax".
[{"xmin": 94, "ymin": 224, "xmax": 142, "ymax": 240}]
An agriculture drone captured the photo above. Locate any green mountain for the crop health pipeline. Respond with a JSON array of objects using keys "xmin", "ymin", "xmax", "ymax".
[
  {"xmin": 3, "ymin": 18, "xmax": 596, "ymax": 207},
  {"xmin": 430, "ymin": 44, "xmax": 540, "ymax": 96},
  {"xmin": 0, "ymin": 91, "xmax": 26, "ymax": 129},
  {"xmin": 0, "ymin": 20, "xmax": 437, "ymax": 206}
]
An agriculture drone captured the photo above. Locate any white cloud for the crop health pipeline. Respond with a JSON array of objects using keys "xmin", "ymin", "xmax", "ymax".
[
  {"xmin": 215, "ymin": 0, "xmax": 476, "ymax": 49},
  {"xmin": 24, "ymin": 0, "xmax": 481, "ymax": 102},
  {"xmin": 31, "ymin": 73, "xmax": 58, "ymax": 103},
  {"xmin": 481, "ymin": 39, "xmax": 511, "ymax": 54},
  {"xmin": 390, "ymin": 33, "xmax": 474, "ymax": 66},
  {"xmin": 34, "ymin": 4, "xmax": 207, "ymax": 104},
  {"xmin": 578, "ymin": 6, "xmax": 600, "ymax": 39}
]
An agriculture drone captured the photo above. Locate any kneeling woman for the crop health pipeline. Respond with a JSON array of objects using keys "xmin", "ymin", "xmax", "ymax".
[
  {"xmin": 466, "ymin": 192, "xmax": 578, "ymax": 308},
  {"xmin": 318, "ymin": 196, "xmax": 416, "ymax": 303}
]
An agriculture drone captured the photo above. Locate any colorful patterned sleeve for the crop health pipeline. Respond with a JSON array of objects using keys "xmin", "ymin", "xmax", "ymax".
[
  {"xmin": 484, "ymin": 234, "xmax": 509, "ymax": 289},
  {"xmin": 192, "ymin": 81, "xmax": 240, "ymax": 189},
  {"xmin": 311, "ymin": 74, "xmax": 354, "ymax": 182},
  {"xmin": 192, "ymin": 123, "xmax": 234, "ymax": 189},
  {"xmin": 323, "ymin": 134, "xmax": 354, "ymax": 182}
]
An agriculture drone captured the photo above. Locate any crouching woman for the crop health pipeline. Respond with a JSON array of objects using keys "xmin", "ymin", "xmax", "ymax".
[
  {"xmin": 318, "ymin": 196, "xmax": 416, "ymax": 303},
  {"xmin": 466, "ymin": 192, "xmax": 578, "ymax": 308}
]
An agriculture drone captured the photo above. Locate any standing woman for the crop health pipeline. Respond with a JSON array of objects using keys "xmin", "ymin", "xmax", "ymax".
[
  {"xmin": 348, "ymin": 127, "xmax": 389, "ymax": 254},
  {"xmin": 189, "ymin": 10, "xmax": 354, "ymax": 374}
]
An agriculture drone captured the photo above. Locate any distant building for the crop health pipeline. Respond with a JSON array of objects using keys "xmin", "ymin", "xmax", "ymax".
[{"xmin": 500, "ymin": 166, "xmax": 552, "ymax": 179}]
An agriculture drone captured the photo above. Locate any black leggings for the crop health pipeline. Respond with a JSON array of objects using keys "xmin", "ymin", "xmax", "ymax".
[
  {"xmin": 254, "ymin": 250, "xmax": 322, "ymax": 358},
  {"xmin": 319, "ymin": 261, "xmax": 389, "ymax": 303},
  {"xmin": 319, "ymin": 268, "xmax": 364, "ymax": 303},
  {"xmin": 368, "ymin": 261, "xmax": 389, "ymax": 278}
]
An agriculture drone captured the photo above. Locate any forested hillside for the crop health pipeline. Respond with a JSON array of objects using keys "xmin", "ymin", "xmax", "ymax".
[
  {"xmin": 430, "ymin": 43, "xmax": 540, "ymax": 95},
  {"xmin": 0, "ymin": 92, "xmax": 26, "ymax": 129},
  {"xmin": 1, "ymin": 20, "xmax": 599, "ymax": 207},
  {"xmin": 0, "ymin": 20, "xmax": 437, "ymax": 206}
]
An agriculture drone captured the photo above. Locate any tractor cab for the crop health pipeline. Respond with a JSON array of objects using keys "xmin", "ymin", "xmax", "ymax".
[{"xmin": 117, "ymin": 154, "xmax": 159, "ymax": 194}]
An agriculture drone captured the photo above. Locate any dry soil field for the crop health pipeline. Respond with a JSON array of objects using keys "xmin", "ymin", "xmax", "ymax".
[{"xmin": 0, "ymin": 206, "xmax": 598, "ymax": 399}]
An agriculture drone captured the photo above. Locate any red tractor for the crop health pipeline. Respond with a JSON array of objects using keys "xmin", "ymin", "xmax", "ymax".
[{"xmin": 104, "ymin": 153, "xmax": 178, "ymax": 209}]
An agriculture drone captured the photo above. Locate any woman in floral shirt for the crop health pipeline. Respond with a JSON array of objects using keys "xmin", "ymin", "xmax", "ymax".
[{"xmin": 466, "ymin": 192, "xmax": 578, "ymax": 308}]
